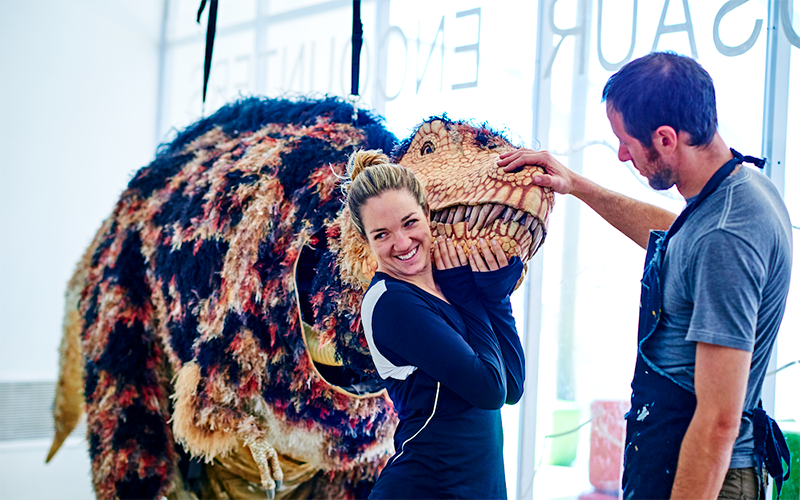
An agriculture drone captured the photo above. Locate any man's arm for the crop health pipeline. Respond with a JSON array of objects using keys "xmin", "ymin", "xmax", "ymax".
[
  {"xmin": 670, "ymin": 342, "xmax": 751, "ymax": 499},
  {"xmin": 498, "ymin": 149, "xmax": 677, "ymax": 248}
]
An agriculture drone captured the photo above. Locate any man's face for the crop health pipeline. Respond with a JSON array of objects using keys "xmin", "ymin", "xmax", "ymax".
[{"xmin": 607, "ymin": 106, "xmax": 676, "ymax": 191}]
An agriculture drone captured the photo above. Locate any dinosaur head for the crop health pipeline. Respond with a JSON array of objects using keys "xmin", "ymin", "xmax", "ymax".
[
  {"xmin": 396, "ymin": 118, "xmax": 553, "ymax": 266},
  {"xmin": 337, "ymin": 117, "xmax": 554, "ymax": 290}
]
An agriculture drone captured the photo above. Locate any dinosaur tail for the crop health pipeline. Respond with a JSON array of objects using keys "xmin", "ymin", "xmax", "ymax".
[{"xmin": 46, "ymin": 261, "xmax": 88, "ymax": 463}]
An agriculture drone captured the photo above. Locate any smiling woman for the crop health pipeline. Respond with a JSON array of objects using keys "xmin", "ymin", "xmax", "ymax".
[{"xmin": 343, "ymin": 149, "xmax": 527, "ymax": 499}]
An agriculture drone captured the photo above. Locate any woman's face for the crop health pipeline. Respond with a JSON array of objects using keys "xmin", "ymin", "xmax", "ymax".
[{"xmin": 361, "ymin": 189, "xmax": 432, "ymax": 282}]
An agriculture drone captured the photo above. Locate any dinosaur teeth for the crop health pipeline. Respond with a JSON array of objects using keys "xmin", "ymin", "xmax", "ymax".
[
  {"xmin": 467, "ymin": 204, "xmax": 481, "ymax": 230},
  {"xmin": 532, "ymin": 221, "xmax": 544, "ymax": 253},
  {"xmin": 523, "ymin": 215, "xmax": 535, "ymax": 231},
  {"xmin": 519, "ymin": 228, "xmax": 533, "ymax": 250},
  {"xmin": 475, "ymin": 204, "xmax": 492, "ymax": 230},
  {"xmin": 432, "ymin": 204, "xmax": 539, "ymax": 255},
  {"xmin": 514, "ymin": 222, "xmax": 527, "ymax": 239},
  {"xmin": 485, "ymin": 204, "xmax": 505, "ymax": 227},
  {"xmin": 453, "ymin": 205, "xmax": 466, "ymax": 224}
]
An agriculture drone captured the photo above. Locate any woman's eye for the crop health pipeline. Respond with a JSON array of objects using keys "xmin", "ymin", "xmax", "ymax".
[
  {"xmin": 405, "ymin": 219, "xmax": 417, "ymax": 227},
  {"xmin": 420, "ymin": 141, "xmax": 435, "ymax": 156}
]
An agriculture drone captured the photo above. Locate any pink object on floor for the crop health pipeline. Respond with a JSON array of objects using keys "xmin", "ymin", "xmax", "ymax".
[
  {"xmin": 589, "ymin": 400, "xmax": 631, "ymax": 496},
  {"xmin": 579, "ymin": 492, "xmax": 622, "ymax": 500}
]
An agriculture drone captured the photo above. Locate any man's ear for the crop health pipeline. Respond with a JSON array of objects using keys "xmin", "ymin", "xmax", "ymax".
[{"xmin": 652, "ymin": 125, "xmax": 679, "ymax": 155}]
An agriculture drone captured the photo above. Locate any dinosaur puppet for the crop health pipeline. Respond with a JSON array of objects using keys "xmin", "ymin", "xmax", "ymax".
[{"xmin": 47, "ymin": 97, "xmax": 553, "ymax": 499}]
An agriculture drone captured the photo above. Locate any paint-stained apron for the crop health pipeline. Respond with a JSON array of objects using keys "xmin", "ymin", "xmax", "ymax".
[{"xmin": 621, "ymin": 150, "xmax": 791, "ymax": 500}]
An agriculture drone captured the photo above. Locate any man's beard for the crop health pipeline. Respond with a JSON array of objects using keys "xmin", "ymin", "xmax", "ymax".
[{"xmin": 645, "ymin": 147, "xmax": 675, "ymax": 191}]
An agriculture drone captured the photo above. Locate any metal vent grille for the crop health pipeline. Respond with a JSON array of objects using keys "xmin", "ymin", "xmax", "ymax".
[{"xmin": 0, "ymin": 381, "xmax": 86, "ymax": 442}]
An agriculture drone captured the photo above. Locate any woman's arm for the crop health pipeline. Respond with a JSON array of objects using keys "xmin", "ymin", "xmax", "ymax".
[
  {"xmin": 469, "ymin": 239, "xmax": 525, "ymax": 404},
  {"xmin": 498, "ymin": 149, "xmax": 676, "ymax": 249},
  {"xmin": 367, "ymin": 281, "xmax": 508, "ymax": 410},
  {"xmin": 434, "ymin": 238, "xmax": 525, "ymax": 404}
]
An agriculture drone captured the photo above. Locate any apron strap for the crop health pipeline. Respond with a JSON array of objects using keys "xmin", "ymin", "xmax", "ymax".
[
  {"xmin": 731, "ymin": 148, "xmax": 766, "ymax": 169},
  {"xmin": 749, "ymin": 402, "xmax": 791, "ymax": 497},
  {"xmin": 665, "ymin": 149, "xmax": 766, "ymax": 244}
]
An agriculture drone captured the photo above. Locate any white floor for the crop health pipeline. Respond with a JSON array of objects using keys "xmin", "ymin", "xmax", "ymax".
[
  {"xmin": 0, "ymin": 437, "xmax": 94, "ymax": 500},
  {"xmin": 0, "ymin": 433, "xmax": 607, "ymax": 500}
]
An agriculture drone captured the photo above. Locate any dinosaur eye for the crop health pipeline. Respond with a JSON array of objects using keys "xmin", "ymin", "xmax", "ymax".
[{"xmin": 420, "ymin": 141, "xmax": 435, "ymax": 156}]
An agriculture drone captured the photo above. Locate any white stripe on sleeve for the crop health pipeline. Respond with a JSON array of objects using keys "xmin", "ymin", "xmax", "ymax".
[{"xmin": 361, "ymin": 280, "xmax": 417, "ymax": 380}]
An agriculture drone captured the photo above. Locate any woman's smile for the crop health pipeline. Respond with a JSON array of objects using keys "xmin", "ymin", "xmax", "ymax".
[{"xmin": 396, "ymin": 246, "xmax": 418, "ymax": 261}]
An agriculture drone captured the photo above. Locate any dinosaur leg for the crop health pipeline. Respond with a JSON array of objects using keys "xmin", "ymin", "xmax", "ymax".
[
  {"xmin": 83, "ymin": 229, "xmax": 178, "ymax": 499},
  {"xmin": 200, "ymin": 442, "xmax": 317, "ymax": 500}
]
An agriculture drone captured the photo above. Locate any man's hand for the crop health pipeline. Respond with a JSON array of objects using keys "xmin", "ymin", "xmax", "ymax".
[{"xmin": 497, "ymin": 148, "xmax": 576, "ymax": 195}]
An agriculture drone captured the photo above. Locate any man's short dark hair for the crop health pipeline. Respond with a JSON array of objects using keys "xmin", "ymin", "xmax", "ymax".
[{"xmin": 602, "ymin": 51, "xmax": 718, "ymax": 148}]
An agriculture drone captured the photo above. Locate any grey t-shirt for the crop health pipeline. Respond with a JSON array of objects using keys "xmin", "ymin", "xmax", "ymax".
[{"xmin": 643, "ymin": 166, "xmax": 793, "ymax": 469}]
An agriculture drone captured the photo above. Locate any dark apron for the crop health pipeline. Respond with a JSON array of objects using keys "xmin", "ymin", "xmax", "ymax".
[{"xmin": 621, "ymin": 149, "xmax": 791, "ymax": 499}]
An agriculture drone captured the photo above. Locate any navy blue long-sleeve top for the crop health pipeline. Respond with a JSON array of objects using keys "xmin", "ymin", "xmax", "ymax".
[{"xmin": 361, "ymin": 257, "xmax": 525, "ymax": 500}]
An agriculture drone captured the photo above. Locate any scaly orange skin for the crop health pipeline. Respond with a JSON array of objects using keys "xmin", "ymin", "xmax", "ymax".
[{"xmin": 401, "ymin": 119, "xmax": 553, "ymax": 263}]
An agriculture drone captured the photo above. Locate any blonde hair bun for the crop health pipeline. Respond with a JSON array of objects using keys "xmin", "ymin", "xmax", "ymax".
[{"xmin": 346, "ymin": 149, "xmax": 390, "ymax": 181}]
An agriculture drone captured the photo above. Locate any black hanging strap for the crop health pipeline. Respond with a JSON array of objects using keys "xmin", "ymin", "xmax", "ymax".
[
  {"xmin": 197, "ymin": 0, "xmax": 218, "ymax": 109},
  {"xmin": 351, "ymin": 0, "xmax": 363, "ymax": 97},
  {"xmin": 731, "ymin": 148, "xmax": 766, "ymax": 169}
]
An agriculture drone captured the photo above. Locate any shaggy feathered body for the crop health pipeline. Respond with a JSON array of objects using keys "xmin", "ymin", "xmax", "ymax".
[{"xmin": 61, "ymin": 98, "xmax": 399, "ymax": 499}]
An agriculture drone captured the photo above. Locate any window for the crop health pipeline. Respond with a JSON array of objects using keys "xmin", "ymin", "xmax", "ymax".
[{"xmin": 158, "ymin": 1, "xmax": 798, "ymax": 497}]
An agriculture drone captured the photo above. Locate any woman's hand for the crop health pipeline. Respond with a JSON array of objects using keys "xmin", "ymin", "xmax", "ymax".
[
  {"xmin": 433, "ymin": 237, "xmax": 469, "ymax": 270},
  {"xmin": 469, "ymin": 238, "xmax": 509, "ymax": 272}
]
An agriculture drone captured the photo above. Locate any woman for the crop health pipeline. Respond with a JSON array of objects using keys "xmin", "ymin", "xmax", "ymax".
[{"xmin": 343, "ymin": 149, "xmax": 525, "ymax": 499}]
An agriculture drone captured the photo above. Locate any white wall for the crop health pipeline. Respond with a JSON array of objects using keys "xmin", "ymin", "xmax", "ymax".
[
  {"xmin": 0, "ymin": 0, "xmax": 162, "ymax": 380},
  {"xmin": 0, "ymin": 1, "xmax": 162, "ymax": 497}
]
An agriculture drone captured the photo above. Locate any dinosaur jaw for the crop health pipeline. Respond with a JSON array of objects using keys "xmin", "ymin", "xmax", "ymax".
[{"xmin": 430, "ymin": 203, "xmax": 545, "ymax": 262}]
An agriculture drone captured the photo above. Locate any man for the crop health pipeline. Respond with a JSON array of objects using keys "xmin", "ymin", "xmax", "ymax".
[{"xmin": 498, "ymin": 52, "xmax": 792, "ymax": 499}]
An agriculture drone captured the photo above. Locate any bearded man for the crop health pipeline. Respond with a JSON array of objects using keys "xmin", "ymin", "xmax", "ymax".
[{"xmin": 499, "ymin": 52, "xmax": 792, "ymax": 499}]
